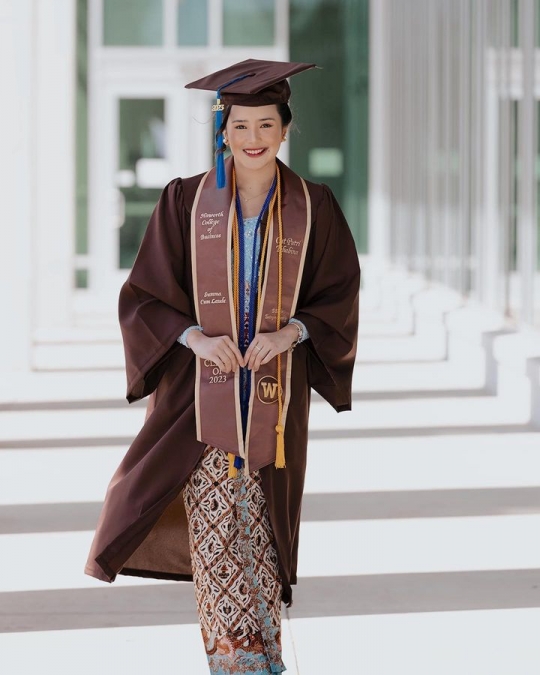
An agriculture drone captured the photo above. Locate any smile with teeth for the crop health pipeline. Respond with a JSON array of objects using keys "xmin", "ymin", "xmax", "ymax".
[{"xmin": 244, "ymin": 148, "xmax": 267, "ymax": 157}]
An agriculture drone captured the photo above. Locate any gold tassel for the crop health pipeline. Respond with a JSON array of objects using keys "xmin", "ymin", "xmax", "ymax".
[
  {"xmin": 275, "ymin": 424, "xmax": 286, "ymax": 468},
  {"xmin": 228, "ymin": 452, "xmax": 238, "ymax": 478}
]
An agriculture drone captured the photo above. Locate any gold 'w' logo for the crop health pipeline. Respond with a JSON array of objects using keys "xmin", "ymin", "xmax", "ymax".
[
  {"xmin": 257, "ymin": 376, "xmax": 281, "ymax": 405},
  {"xmin": 261, "ymin": 382, "xmax": 279, "ymax": 399}
]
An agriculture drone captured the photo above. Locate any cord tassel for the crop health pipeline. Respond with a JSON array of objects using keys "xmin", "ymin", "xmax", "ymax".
[
  {"xmin": 275, "ymin": 424, "xmax": 286, "ymax": 468},
  {"xmin": 228, "ymin": 452, "xmax": 238, "ymax": 478},
  {"xmin": 211, "ymin": 74, "xmax": 252, "ymax": 188}
]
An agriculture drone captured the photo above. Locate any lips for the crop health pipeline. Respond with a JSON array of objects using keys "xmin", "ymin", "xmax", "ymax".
[{"xmin": 243, "ymin": 148, "xmax": 267, "ymax": 157}]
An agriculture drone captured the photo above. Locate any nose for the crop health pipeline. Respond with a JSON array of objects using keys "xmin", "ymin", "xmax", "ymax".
[{"xmin": 246, "ymin": 126, "xmax": 260, "ymax": 143}]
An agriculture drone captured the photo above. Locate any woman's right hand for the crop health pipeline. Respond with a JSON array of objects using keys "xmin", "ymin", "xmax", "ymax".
[{"xmin": 186, "ymin": 331, "xmax": 245, "ymax": 373}]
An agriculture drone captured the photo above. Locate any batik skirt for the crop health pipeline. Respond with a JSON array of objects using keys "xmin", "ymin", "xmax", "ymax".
[{"xmin": 183, "ymin": 444, "xmax": 286, "ymax": 675}]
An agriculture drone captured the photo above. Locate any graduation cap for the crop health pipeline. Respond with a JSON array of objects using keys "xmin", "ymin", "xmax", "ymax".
[{"xmin": 185, "ymin": 59, "xmax": 317, "ymax": 187}]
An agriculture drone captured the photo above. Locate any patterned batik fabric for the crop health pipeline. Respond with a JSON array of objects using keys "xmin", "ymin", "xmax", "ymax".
[{"xmin": 183, "ymin": 445, "xmax": 286, "ymax": 675}]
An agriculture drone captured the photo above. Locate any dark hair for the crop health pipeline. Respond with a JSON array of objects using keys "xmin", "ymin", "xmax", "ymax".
[{"xmin": 215, "ymin": 103, "xmax": 293, "ymax": 149}]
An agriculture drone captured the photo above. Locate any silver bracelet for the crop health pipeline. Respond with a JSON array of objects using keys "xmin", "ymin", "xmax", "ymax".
[{"xmin": 288, "ymin": 321, "xmax": 303, "ymax": 351}]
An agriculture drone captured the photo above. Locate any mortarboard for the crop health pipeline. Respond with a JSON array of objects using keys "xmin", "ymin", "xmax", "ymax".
[{"xmin": 185, "ymin": 59, "xmax": 317, "ymax": 187}]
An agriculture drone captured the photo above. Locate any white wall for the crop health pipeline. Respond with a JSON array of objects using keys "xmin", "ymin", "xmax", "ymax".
[
  {"xmin": 33, "ymin": 0, "xmax": 76, "ymax": 338},
  {"xmin": 0, "ymin": 0, "xmax": 77, "ymax": 373},
  {"xmin": 0, "ymin": 0, "xmax": 34, "ymax": 371},
  {"xmin": 368, "ymin": 0, "xmax": 390, "ymax": 268}
]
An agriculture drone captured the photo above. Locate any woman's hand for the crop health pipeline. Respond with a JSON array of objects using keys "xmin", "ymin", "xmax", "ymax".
[
  {"xmin": 187, "ymin": 331, "xmax": 244, "ymax": 373},
  {"xmin": 244, "ymin": 325, "xmax": 298, "ymax": 372}
]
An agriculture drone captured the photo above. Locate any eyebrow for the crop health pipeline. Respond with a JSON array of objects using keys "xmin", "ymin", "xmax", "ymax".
[{"xmin": 231, "ymin": 117, "xmax": 277, "ymax": 123}]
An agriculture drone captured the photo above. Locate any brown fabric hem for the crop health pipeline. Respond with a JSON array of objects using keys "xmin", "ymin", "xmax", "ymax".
[
  {"xmin": 89, "ymin": 451, "xmax": 204, "ymax": 584},
  {"xmin": 120, "ymin": 568, "xmax": 194, "ymax": 583},
  {"xmin": 85, "ymin": 562, "xmax": 292, "ymax": 594},
  {"xmin": 95, "ymin": 502, "xmax": 177, "ymax": 578},
  {"xmin": 84, "ymin": 563, "xmax": 113, "ymax": 583},
  {"xmin": 125, "ymin": 326, "xmax": 186, "ymax": 403}
]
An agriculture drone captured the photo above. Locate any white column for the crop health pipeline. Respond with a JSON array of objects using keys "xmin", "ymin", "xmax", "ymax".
[
  {"xmin": 481, "ymin": 49, "xmax": 502, "ymax": 311},
  {"xmin": 33, "ymin": 0, "xmax": 77, "ymax": 338},
  {"xmin": 368, "ymin": 0, "xmax": 390, "ymax": 266},
  {"xmin": 518, "ymin": 0, "xmax": 537, "ymax": 325},
  {"xmin": 0, "ymin": 0, "xmax": 34, "ymax": 371}
]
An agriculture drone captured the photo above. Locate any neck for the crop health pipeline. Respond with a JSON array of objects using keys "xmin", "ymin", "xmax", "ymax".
[{"xmin": 234, "ymin": 159, "xmax": 277, "ymax": 196}]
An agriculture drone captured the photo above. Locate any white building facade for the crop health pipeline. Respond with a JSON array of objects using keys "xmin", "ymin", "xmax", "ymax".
[
  {"xmin": 1, "ymin": 0, "xmax": 369, "ymax": 372},
  {"xmin": 19, "ymin": 1, "xmax": 540, "ymax": 369},
  {"xmin": 370, "ymin": 0, "xmax": 540, "ymax": 331}
]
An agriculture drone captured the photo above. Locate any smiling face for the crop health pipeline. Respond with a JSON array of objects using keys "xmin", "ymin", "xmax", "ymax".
[{"xmin": 224, "ymin": 104, "xmax": 287, "ymax": 174}]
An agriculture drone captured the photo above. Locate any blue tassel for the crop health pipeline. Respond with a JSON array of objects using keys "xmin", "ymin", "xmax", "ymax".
[
  {"xmin": 216, "ymin": 142, "xmax": 225, "ymax": 188},
  {"xmin": 212, "ymin": 76, "xmax": 253, "ymax": 188},
  {"xmin": 234, "ymin": 455, "xmax": 243, "ymax": 469},
  {"xmin": 215, "ymin": 94, "xmax": 225, "ymax": 188}
]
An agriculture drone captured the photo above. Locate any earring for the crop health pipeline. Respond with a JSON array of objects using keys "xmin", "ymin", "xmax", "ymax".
[
  {"xmin": 223, "ymin": 138, "xmax": 229, "ymax": 145},
  {"xmin": 282, "ymin": 135, "xmax": 287, "ymax": 141}
]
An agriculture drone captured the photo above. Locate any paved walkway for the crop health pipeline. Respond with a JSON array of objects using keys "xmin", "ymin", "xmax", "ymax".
[{"xmin": 1, "ymin": 267, "xmax": 540, "ymax": 674}]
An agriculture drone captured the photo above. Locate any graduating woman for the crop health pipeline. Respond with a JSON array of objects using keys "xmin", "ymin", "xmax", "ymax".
[{"xmin": 85, "ymin": 59, "xmax": 360, "ymax": 675}]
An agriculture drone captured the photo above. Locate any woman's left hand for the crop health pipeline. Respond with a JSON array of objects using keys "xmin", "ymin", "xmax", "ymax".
[{"xmin": 244, "ymin": 325, "xmax": 298, "ymax": 372}]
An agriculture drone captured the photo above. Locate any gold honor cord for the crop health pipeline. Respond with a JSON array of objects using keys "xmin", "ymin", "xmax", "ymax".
[
  {"xmin": 232, "ymin": 169, "xmax": 240, "ymax": 321},
  {"xmin": 229, "ymin": 167, "xmax": 240, "ymax": 478},
  {"xmin": 274, "ymin": 169, "xmax": 286, "ymax": 468},
  {"xmin": 228, "ymin": 168, "xmax": 284, "ymax": 477}
]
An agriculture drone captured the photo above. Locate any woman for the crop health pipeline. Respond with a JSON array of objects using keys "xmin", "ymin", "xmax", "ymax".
[{"xmin": 85, "ymin": 59, "xmax": 360, "ymax": 675}]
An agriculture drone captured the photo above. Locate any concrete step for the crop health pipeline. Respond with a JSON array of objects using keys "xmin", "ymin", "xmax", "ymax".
[
  {"xmin": 2, "ymin": 512, "xmax": 539, "ymax": 592},
  {"xmin": 3, "ymin": 433, "xmax": 540, "ymax": 507}
]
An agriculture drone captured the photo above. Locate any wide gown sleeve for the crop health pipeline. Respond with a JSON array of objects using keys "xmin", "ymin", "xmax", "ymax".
[
  {"xmin": 293, "ymin": 184, "xmax": 361, "ymax": 412},
  {"xmin": 119, "ymin": 178, "xmax": 197, "ymax": 402}
]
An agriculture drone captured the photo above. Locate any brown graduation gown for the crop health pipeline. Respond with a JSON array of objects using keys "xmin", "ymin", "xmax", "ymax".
[{"xmin": 84, "ymin": 159, "xmax": 360, "ymax": 606}]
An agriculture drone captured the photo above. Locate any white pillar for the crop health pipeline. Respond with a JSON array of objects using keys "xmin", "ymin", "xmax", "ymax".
[
  {"xmin": 518, "ymin": 0, "xmax": 537, "ymax": 325},
  {"xmin": 0, "ymin": 0, "xmax": 34, "ymax": 371},
  {"xmin": 481, "ymin": 50, "xmax": 503, "ymax": 311},
  {"xmin": 33, "ymin": 0, "xmax": 76, "ymax": 338},
  {"xmin": 368, "ymin": 0, "xmax": 391, "ymax": 266}
]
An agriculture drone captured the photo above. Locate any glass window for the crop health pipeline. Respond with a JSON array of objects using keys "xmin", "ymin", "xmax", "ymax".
[
  {"xmin": 511, "ymin": 0, "xmax": 519, "ymax": 47},
  {"xmin": 103, "ymin": 0, "xmax": 163, "ymax": 46},
  {"xmin": 177, "ymin": 0, "xmax": 207, "ymax": 46},
  {"xmin": 118, "ymin": 98, "xmax": 166, "ymax": 269},
  {"xmin": 76, "ymin": 0, "xmax": 88, "ymax": 259},
  {"xmin": 537, "ymin": 0, "xmax": 540, "ymax": 46},
  {"xmin": 223, "ymin": 0, "xmax": 275, "ymax": 46},
  {"xmin": 290, "ymin": 0, "xmax": 368, "ymax": 252},
  {"xmin": 75, "ymin": 269, "xmax": 89, "ymax": 289}
]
